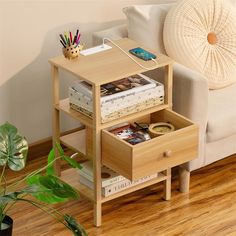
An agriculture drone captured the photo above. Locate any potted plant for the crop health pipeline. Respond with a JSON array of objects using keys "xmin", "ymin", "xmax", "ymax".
[{"xmin": 0, "ymin": 122, "xmax": 87, "ymax": 236}]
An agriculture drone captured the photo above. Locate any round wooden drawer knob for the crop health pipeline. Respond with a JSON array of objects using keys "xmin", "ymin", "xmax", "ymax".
[{"xmin": 163, "ymin": 150, "xmax": 172, "ymax": 157}]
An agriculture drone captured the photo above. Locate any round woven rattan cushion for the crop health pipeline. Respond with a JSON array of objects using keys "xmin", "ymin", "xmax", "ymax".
[{"xmin": 163, "ymin": 0, "xmax": 236, "ymax": 89}]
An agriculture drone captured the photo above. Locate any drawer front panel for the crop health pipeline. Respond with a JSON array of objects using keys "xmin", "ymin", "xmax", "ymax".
[{"xmin": 132, "ymin": 126, "xmax": 198, "ymax": 179}]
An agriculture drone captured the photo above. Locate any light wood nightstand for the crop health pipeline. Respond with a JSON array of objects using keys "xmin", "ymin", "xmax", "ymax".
[{"xmin": 49, "ymin": 38, "xmax": 199, "ymax": 227}]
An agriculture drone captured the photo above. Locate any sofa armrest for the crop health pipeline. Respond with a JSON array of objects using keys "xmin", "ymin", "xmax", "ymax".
[
  {"xmin": 173, "ymin": 62, "xmax": 208, "ymax": 129},
  {"xmin": 92, "ymin": 24, "xmax": 128, "ymax": 45},
  {"xmin": 173, "ymin": 62, "xmax": 209, "ymax": 171},
  {"xmin": 173, "ymin": 63, "xmax": 209, "ymax": 128}
]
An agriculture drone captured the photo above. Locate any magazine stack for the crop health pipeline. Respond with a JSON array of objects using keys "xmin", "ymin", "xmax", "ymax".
[
  {"xmin": 78, "ymin": 161, "xmax": 158, "ymax": 197},
  {"xmin": 69, "ymin": 74, "xmax": 164, "ymax": 123}
]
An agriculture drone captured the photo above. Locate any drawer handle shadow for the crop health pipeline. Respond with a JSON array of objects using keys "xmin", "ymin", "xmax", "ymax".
[{"xmin": 163, "ymin": 150, "xmax": 172, "ymax": 157}]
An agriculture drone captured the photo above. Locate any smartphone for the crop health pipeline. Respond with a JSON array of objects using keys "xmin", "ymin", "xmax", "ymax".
[{"xmin": 129, "ymin": 47, "xmax": 156, "ymax": 61}]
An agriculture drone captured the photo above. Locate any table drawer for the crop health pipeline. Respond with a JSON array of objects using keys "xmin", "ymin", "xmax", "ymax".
[{"xmin": 102, "ymin": 109, "xmax": 198, "ymax": 181}]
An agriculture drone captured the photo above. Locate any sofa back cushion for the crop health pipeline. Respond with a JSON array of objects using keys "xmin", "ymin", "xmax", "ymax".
[{"xmin": 123, "ymin": 4, "xmax": 173, "ymax": 54}]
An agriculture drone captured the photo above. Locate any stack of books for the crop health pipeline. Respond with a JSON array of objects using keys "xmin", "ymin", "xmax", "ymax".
[
  {"xmin": 69, "ymin": 74, "xmax": 164, "ymax": 123},
  {"xmin": 78, "ymin": 161, "xmax": 158, "ymax": 197}
]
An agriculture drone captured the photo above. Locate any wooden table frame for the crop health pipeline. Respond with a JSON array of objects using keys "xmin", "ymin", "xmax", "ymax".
[{"xmin": 49, "ymin": 38, "xmax": 197, "ymax": 226}]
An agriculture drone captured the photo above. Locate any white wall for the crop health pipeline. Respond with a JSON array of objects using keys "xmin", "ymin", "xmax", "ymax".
[{"xmin": 0, "ymin": 0, "xmax": 175, "ymax": 143}]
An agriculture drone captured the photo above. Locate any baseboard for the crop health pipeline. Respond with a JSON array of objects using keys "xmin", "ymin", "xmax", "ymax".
[
  {"xmin": 28, "ymin": 137, "xmax": 53, "ymax": 160},
  {"xmin": 28, "ymin": 127, "xmax": 84, "ymax": 160}
]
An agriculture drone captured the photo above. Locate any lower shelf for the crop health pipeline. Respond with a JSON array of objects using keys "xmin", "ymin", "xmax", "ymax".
[
  {"xmin": 60, "ymin": 129, "xmax": 86, "ymax": 155},
  {"xmin": 102, "ymin": 173, "xmax": 168, "ymax": 203},
  {"xmin": 61, "ymin": 168, "xmax": 168, "ymax": 204}
]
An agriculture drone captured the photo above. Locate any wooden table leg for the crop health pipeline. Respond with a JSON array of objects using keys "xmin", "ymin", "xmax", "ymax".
[
  {"xmin": 179, "ymin": 166, "xmax": 190, "ymax": 193},
  {"xmin": 163, "ymin": 168, "xmax": 171, "ymax": 200},
  {"xmin": 94, "ymin": 202, "xmax": 102, "ymax": 227},
  {"xmin": 92, "ymin": 85, "xmax": 102, "ymax": 227}
]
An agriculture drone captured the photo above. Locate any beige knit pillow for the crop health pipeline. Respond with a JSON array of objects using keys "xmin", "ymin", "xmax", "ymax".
[{"xmin": 163, "ymin": 0, "xmax": 236, "ymax": 89}]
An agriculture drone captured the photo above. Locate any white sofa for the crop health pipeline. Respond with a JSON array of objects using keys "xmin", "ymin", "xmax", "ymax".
[{"xmin": 92, "ymin": 3, "xmax": 236, "ymax": 190}]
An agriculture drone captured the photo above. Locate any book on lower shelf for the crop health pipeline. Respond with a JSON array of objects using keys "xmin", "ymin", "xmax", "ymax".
[
  {"xmin": 78, "ymin": 161, "xmax": 158, "ymax": 196},
  {"xmin": 78, "ymin": 161, "xmax": 126, "ymax": 188}
]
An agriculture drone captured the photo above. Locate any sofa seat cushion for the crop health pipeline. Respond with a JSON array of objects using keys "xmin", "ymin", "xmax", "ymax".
[
  {"xmin": 207, "ymin": 83, "xmax": 236, "ymax": 142},
  {"xmin": 164, "ymin": 0, "xmax": 236, "ymax": 89}
]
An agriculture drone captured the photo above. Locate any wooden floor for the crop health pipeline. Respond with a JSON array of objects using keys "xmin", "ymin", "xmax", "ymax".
[{"xmin": 7, "ymin": 154, "xmax": 236, "ymax": 236}]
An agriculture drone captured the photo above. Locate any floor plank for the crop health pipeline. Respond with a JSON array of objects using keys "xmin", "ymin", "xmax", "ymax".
[{"xmin": 5, "ymin": 154, "xmax": 236, "ymax": 236}]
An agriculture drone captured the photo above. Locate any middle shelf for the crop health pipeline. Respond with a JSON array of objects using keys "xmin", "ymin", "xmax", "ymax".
[{"xmin": 56, "ymin": 98, "xmax": 169, "ymax": 129}]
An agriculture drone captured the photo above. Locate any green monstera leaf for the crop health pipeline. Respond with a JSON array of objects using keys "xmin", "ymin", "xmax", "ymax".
[
  {"xmin": 0, "ymin": 122, "xmax": 28, "ymax": 171},
  {"xmin": 27, "ymin": 174, "xmax": 80, "ymax": 204}
]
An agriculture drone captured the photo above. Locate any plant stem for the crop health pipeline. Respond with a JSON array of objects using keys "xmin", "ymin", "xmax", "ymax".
[
  {"xmin": 3, "ymin": 200, "xmax": 17, "ymax": 216},
  {"xmin": 0, "ymin": 207, "xmax": 4, "ymax": 230},
  {"xmin": 0, "ymin": 164, "xmax": 6, "ymax": 186},
  {"xmin": 0, "ymin": 164, "xmax": 7, "ymax": 195},
  {"xmin": 2, "ymin": 176, "xmax": 7, "ymax": 195},
  {"xmin": 6, "ymin": 156, "xmax": 62, "ymax": 191},
  {"xmin": 19, "ymin": 195, "xmax": 65, "ymax": 218},
  {"xmin": 17, "ymin": 198, "xmax": 70, "ymax": 230}
]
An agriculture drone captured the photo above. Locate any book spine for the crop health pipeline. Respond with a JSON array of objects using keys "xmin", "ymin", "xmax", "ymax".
[
  {"xmin": 70, "ymin": 98, "xmax": 93, "ymax": 112},
  {"xmin": 69, "ymin": 87, "xmax": 93, "ymax": 112},
  {"xmin": 79, "ymin": 175, "xmax": 94, "ymax": 189},
  {"xmin": 102, "ymin": 173, "xmax": 158, "ymax": 196},
  {"xmin": 78, "ymin": 169, "xmax": 127, "ymax": 188},
  {"xmin": 70, "ymin": 103, "xmax": 93, "ymax": 118},
  {"xmin": 69, "ymin": 86, "xmax": 92, "ymax": 101},
  {"xmin": 102, "ymin": 175, "xmax": 126, "ymax": 188},
  {"xmin": 78, "ymin": 170, "xmax": 93, "ymax": 182},
  {"xmin": 78, "ymin": 167, "xmax": 158, "ymax": 197},
  {"xmin": 73, "ymin": 82, "xmax": 92, "ymax": 97},
  {"xmin": 79, "ymin": 174, "xmax": 127, "ymax": 190}
]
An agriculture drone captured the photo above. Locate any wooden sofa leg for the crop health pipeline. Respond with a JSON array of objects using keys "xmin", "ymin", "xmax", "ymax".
[{"xmin": 179, "ymin": 166, "xmax": 190, "ymax": 193}]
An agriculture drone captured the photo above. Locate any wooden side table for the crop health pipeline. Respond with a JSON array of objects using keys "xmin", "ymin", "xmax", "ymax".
[{"xmin": 49, "ymin": 38, "xmax": 198, "ymax": 226}]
